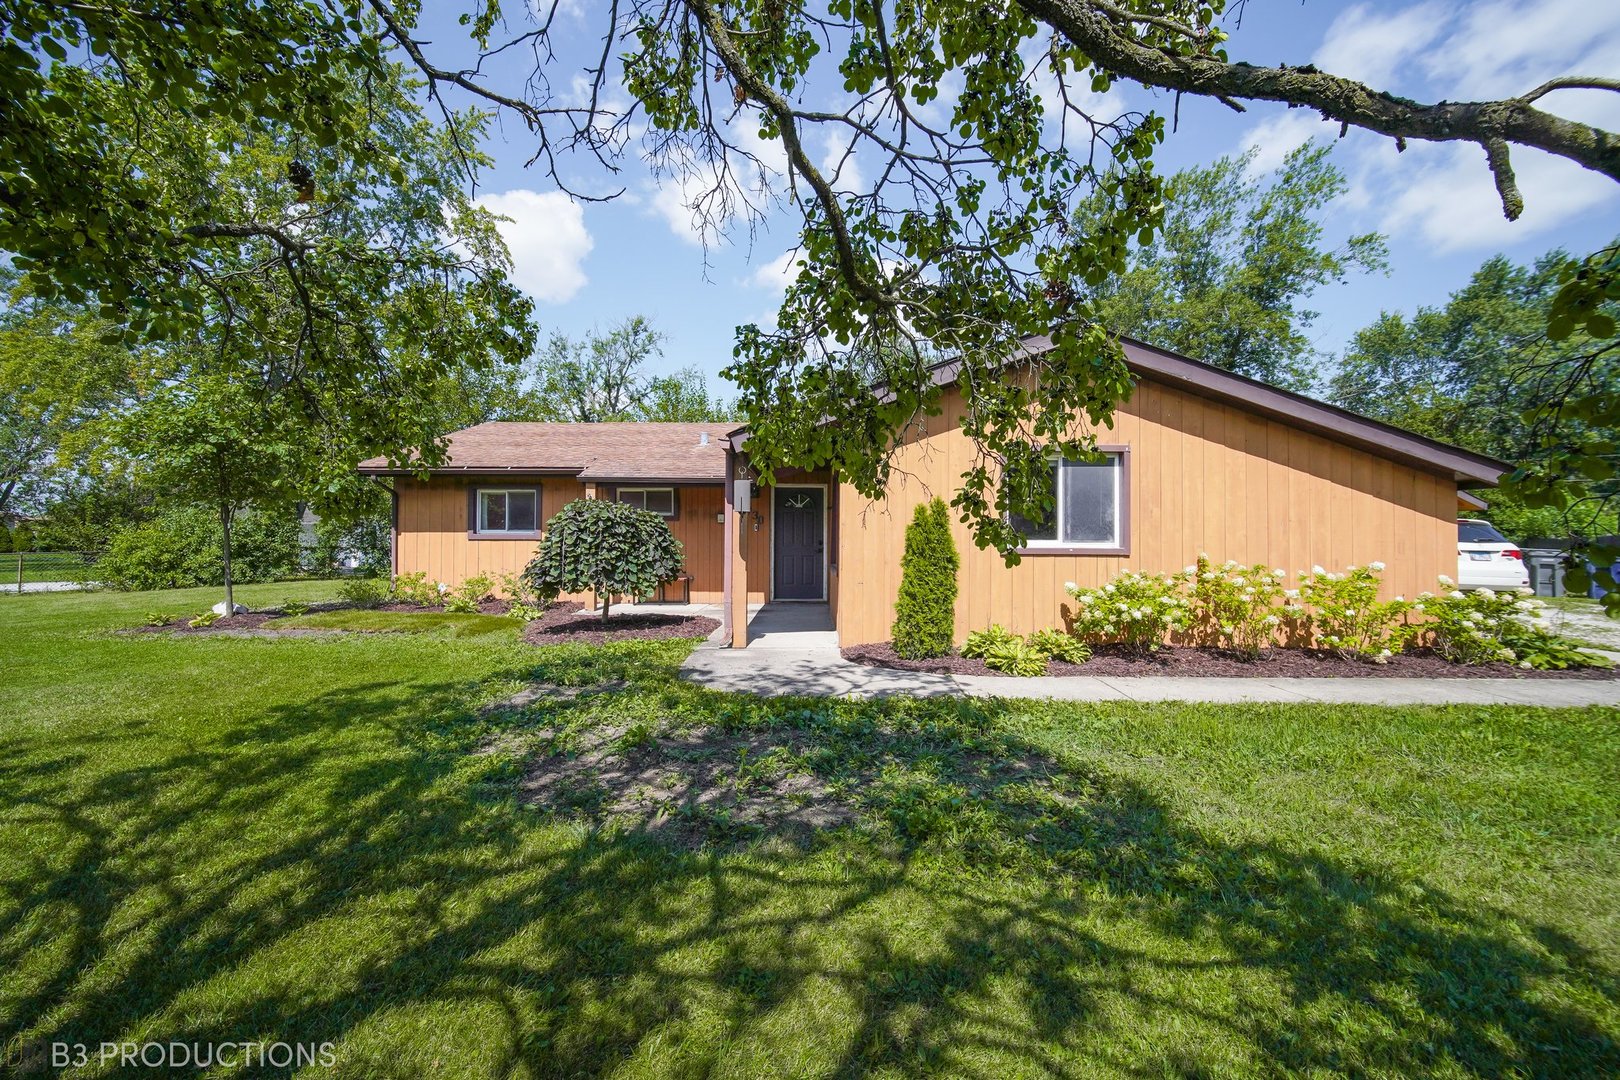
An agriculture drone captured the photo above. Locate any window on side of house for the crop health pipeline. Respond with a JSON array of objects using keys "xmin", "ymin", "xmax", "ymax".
[
  {"xmin": 1007, "ymin": 453, "xmax": 1123, "ymax": 549},
  {"xmin": 476, "ymin": 488, "xmax": 539, "ymax": 534},
  {"xmin": 615, "ymin": 487, "xmax": 677, "ymax": 517}
]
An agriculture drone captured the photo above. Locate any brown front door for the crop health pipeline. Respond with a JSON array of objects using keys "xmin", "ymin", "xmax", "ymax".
[{"xmin": 773, "ymin": 487, "xmax": 824, "ymax": 600}]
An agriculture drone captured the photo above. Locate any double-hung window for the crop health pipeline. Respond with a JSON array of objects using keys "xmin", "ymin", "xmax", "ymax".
[
  {"xmin": 475, "ymin": 488, "xmax": 539, "ymax": 535},
  {"xmin": 615, "ymin": 487, "xmax": 677, "ymax": 517},
  {"xmin": 1008, "ymin": 451, "xmax": 1126, "ymax": 551}
]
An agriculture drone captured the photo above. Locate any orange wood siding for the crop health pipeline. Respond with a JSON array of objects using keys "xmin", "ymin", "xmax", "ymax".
[
  {"xmin": 393, "ymin": 478, "xmax": 728, "ymax": 602},
  {"xmin": 832, "ymin": 377, "xmax": 1460, "ymax": 647}
]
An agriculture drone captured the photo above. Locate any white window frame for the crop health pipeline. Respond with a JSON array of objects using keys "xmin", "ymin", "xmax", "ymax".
[
  {"xmin": 476, "ymin": 488, "xmax": 540, "ymax": 534},
  {"xmin": 615, "ymin": 486, "xmax": 677, "ymax": 518},
  {"xmin": 1018, "ymin": 452, "xmax": 1123, "ymax": 551}
]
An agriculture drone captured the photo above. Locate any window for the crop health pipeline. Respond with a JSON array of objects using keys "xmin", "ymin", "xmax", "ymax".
[
  {"xmin": 1458, "ymin": 520, "xmax": 1508, "ymax": 544},
  {"xmin": 616, "ymin": 487, "xmax": 677, "ymax": 517},
  {"xmin": 475, "ymin": 488, "xmax": 538, "ymax": 534},
  {"xmin": 1008, "ymin": 452, "xmax": 1125, "ymax": 551}
]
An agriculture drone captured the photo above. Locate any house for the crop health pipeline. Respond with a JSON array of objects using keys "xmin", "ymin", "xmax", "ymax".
[{"xmin": 358, "ymin": 335, "xmax": 1509, "ymax": 649}]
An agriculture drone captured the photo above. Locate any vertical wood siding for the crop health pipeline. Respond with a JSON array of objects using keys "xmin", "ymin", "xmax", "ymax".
[
  {"xmin": 832, "ymin": 378, "xmax": 1460, "ymax": 647},
  {"xmin": 394, "ymin": 478, "xmax": 729, "ymax": 602}
]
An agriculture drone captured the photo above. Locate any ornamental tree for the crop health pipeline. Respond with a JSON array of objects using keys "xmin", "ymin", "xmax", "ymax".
[
  {"xmin": 522, "ymin": 499, "xmax": 685, "ymax": 623},
  {"xmin": 891, "ymin": 498, "xmax": 960, "ymax": 659},
  {"xmin": 6, "ymin": 0, "xmax": 1620, "ymax": 564}
]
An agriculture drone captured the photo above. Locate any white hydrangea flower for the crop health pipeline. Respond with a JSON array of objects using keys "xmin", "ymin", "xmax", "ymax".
[
  {"xmin": 1477, "ymin": 587, "xmax": 1496, "ymax": 599},
  {"xmin": 1064, "ymin": 581, "xmax": 1077, "ymax": 591},
  {"xmin": 1262, "ymin": 614, "xmax": 1279, "ymax": 625},
  {"xmin": 1232, "ymin": 576, "xmax": 1247, "ymax": 586},
  {"xmin": 1284, "ymin": 589, "xmax": 1299, "ymax": 599},
  {"xmin": 1344, "ymin": 607, "xmax": 1357, "ymax": 616},
  {"xmin": 1378, "ymin": 648, "xmax": 1392, "ymax": 658},
  {"xmin": 1369, "ymin": 561, "xmax": 1386, "ymax": 571},
  {"xmin": 1311, "ymin": 565, "xmax": 1325, "ymax": 575},
  {"xmin": 1437, "ymin": 574, "xmax": 1454, "ymax": 586},
  {"xmin": 1393, "ymin": 595, "xmax": 1404, "ymax": 602},
  {"xmin": 1184, "ymin": 565, "xmax": 1197, "ymax": 575},
  {"xmin": 1412, "ymin": 603, "xmax": 1425, "ymax": 612},
  {"xmin": 1518, "ymin": 660, "xmax": 1533, "ymax": 669},
  {"xmin": 1448, "ymin": 590, "xmax": 1465, "ymax": 600},
  {"xmin": 1533, "ymin": 619, "xmax": 1552, "ymax": 631},
  {"xmin": 1273, "ymin": 568, "xmax": 1286, "ymax": 577},
  {"xmin": 1223, "ymin": 559, "xmax": 1238, "ymax": 570}
]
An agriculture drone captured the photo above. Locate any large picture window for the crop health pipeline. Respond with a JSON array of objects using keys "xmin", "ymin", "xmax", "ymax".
[
  {"xmin": 1008, "ymin": 451, "xmax": 1126, "ymax": 551},
  {"xmin": 615, "ymin": 487, "xmax": 677, "ymax": 518},
  {"xmin": 475, "ymin": 488, "xmax": 539, "ymax": 535}
]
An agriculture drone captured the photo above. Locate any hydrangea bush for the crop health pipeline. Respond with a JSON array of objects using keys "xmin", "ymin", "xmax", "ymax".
[
  {"xmin": 1065, "ymin": 571, "xmax": 1191, "ymax": 655},
  {"xmin": 1188, "ymin": 555, "xmax": 1287, "ymax": 658},
  {"xmin": 1292, "ymin": 562, "xmax": 1416, "ymax": 661},
  {"xmin": 1422, "ymin": 585, "xmax": 1607, "ymax": 669}
]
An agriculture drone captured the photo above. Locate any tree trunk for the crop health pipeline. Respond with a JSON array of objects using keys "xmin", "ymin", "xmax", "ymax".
[
  {"xmin": 220, "ymin": 504, "xmax": 235, "ymax": 614},
  {"xmin": 600, "ymin": 589, "xmax": 612, "ymax": 624}
]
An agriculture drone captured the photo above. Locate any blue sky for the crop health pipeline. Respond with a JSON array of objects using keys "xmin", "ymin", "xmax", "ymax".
[{"xmin": 424, "ymin": 1, "xmax": 1620, "ymax": 390}]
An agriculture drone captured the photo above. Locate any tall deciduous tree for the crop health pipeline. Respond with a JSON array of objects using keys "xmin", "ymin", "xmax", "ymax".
[
  {"xmin": 4, "ymin": 1, "xmax": 1619, "ymax": 555},
  {"xmin": 1330, "ymin": 244, "xmax": 1620, "ymax": 579},
  {"xmin": 1080, "ymin": 144, "xmax": 1386, "ymax": 390},
  {"xmin": 530, "ymin": 318, "xmax": 734, "ymax": 423},
  {"xmin": 0, "ymin": 286, "xmax": 133, "ymax": 518}
]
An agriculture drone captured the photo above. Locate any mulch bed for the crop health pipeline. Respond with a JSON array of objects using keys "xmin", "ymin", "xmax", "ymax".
[
  {"xmin": 843, "ymin": 641, "xmax": 1620, "ymax": 680},
  {"xmin": 521, "ymin": 602, "xmax": 720, "ymax": 646},
  {"xmin": 130, "ymin": 612, "xmax": 285, "ymax": 635}
]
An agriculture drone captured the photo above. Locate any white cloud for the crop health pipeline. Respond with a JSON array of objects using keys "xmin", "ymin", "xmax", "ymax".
[
  {"xmin": 644, "ymin": 122, "xmax": 791, "ymax": 245},
  {"xmin": 821, "ymin": 129, "xmax": 865, "ymax": 192},
  {"xmin": 1313, "ymin": 2, "xmax": 1449, "ymax": 89},
  {"xmin": 749, "ymin": 248, "xmax": 805, "ymax": 293},
  {"xmin": 1378, "ymin": 141, "xmax": 1618, "ymax": 252},
  {"xmin": 1240, "ymin": 110, "xmax": 1330, "ymax": 176},
  {"xmin": 474, "ymin": 189, "xmax": 593, "ymax": 303}
]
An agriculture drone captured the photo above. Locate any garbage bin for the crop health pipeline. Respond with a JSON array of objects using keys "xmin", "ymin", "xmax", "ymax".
[{"xmin": 1521, "ymin": 541, "xmax": 1566, "ymax": 598}]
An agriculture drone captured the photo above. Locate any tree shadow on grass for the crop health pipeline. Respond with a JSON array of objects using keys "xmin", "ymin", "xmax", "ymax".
[{"xmin": 0, "ymin": 658, "xmax": 1616, "ymax": 1077}]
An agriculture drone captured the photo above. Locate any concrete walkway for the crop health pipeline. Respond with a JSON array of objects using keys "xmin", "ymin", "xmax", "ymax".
[{"xmin": 679, "ymin": 639, "xmax": 1620, "ymax": 706}]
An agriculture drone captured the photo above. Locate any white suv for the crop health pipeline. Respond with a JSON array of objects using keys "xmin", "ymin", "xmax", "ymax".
[{"xmin": 1457, "ymin": 519, "xmax": 1530, "ymax": 591}]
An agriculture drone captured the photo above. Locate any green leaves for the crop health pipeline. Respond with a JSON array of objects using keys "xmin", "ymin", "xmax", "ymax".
[{"xmin": 522, "ymin": 499, "xmax": 686, "ymax": 618}]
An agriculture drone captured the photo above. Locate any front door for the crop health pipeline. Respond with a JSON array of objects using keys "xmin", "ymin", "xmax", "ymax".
[{"xmin": 773, "ymin": 487, "xmax": 825, "ymax": 600}]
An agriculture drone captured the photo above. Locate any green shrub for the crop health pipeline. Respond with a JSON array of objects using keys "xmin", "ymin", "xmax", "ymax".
[
  {"xmin": 505, "ymin": 600, "xmax": 548, "ymax": 622},
  {"xmin": 497, "ymin": 570, "xmax": 544, "ymax": 606},
  {"xmin": 392, "ymin": 571, "xmax": 443, "ymax": 607},
  {"xmin": 444, "ymin": 573, "xmax": 494, "ymax": 614},
  {"xmin": 522, "ymin": 498, "xmax": 684, "ymax": 622},
  {"xmin": 1066, "ymin": 571, "xmax": 1190, "ymax": 654},
  {"xmin": 95, "ymin": 507, "xmax": 222, "ymax": 591},
  {"xmin": 983, "ymin": 637, "xmax": 1048, "ymax": 676},
  {"xmin": 891, "ymin": 497, "xmax": 960, "ymax": 659},
  {"xmin": 142, "ymin": 610, "xmax": 178, "ymax": 627},
  {"xmin": 1027, "ymin": 628, "xmax": 1091, "ymax": 664},
  {"xmin": 0, "ymin": 525, "xmax": 11, "ymax": 553},
  {"xmin": 1188, "ymin": 555, "xmax": 1287, "ymax": 658},
  {"xmin": 95, "ymin": 505, "xmax": 302, "ymax": 590},
  {"xmin": 188, "ymin": 610, "xmax": 221, "ymax": 628},
  {"xmin": 962, "ymin": 624, "xmax": 1019, "ymax": 659},
  {"xmin": 338, "ymin": 577, "xmax": 390, "ymax": 607},
  {"xmin": 1421, "ymin": 584, "xmax": 1608, "ymax": 669},
  {"xmin": 280, "ymin": 599, "xmax": 311, "ymax": 616},
  {"xmin": 1293, "ymin": 563, "xmax": 1415, "ymax": 660}
]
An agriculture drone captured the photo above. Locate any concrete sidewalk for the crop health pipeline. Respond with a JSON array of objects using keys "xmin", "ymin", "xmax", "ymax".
[{"xmin": 679, "ymin": 641, "xmax": 1620, "ymax": 706}]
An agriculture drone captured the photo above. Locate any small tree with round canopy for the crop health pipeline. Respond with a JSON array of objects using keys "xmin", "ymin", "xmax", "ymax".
[{"xmin": 521, "ymin": 499, "xmax": 685, "ymax": 623}]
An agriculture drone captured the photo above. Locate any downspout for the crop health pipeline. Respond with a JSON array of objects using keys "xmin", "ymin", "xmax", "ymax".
[{"xmin": 722, "ymin": 445, "xmax": 734, "ymax": 646}]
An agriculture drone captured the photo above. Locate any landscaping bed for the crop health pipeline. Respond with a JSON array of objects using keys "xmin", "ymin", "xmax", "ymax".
[
  {"xmin": 520, "ymin": 602, "xmax": 719, "ymax": 646},
  {"xmin": 844, "ymin": 640, "xmax": 1620, "ymax": 679}
]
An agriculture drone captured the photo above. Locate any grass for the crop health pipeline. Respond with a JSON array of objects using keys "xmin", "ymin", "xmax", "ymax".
[
  {"xmin": 2, "ymin": 584, "xmax": 1618, "ymax": 1077},
  {"xmin": 267, "ymin": 608, "xmax": 521, "ymax": 639}
]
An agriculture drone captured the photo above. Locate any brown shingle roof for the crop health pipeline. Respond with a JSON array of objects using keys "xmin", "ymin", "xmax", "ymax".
[{"xmin": 358, "ymin": 422, "xmax": 727, "ymax": 483}]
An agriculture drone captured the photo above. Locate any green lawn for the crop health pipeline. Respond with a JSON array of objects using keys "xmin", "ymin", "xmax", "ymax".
[{"xmin": 2, "ymin": 585, "xmax": 1618, "ymax": 1077}]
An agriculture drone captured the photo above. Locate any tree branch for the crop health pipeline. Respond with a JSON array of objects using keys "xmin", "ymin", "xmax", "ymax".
[{"xmin": 1019, "ymin": 0, "xmax": 1620, "ymax": 218}]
